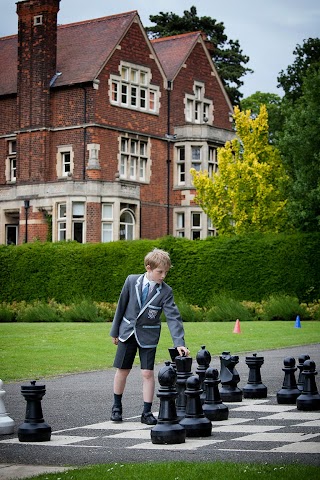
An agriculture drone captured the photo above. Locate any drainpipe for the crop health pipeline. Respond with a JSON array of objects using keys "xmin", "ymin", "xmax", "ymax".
[
  {"xmin": 166, "ymin": 81, "xmax": 172, "ymax": 236},
  {"xmin": 82, "ymin": 86, "xmax": 87, "ymax": 180}
]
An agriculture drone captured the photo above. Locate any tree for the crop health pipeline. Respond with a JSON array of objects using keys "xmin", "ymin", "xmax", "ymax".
[
  {"xmin": 277, "ymin": 66, "xmax": 320, "ymax": 232},
  {"xmin": 146, "ymin": 6, "xmax": 252, "ymax": 105},
  {"xmin": 240, "ymin": 91, "xmax": 284, "ymax": 142},
  {"xmin": 191, "ymin": 105, "xmax": 290, "ymax": 235},
  {"xmin": 277, "ymin": 38, "xmax": 320, "ymax": 103}
]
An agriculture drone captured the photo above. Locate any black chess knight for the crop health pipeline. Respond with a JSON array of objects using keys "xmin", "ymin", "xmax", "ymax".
[{"xmin": 219, "ymin": 351, "xmax": 242, "ymax": 402}]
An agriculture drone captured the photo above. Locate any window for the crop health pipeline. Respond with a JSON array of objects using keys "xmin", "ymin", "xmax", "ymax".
[
  {"xmin": 56, "ymin": 146, "xmax": 74, "ymax": 178},
  {"xmin": 110, "ymin": 62, "xmax": 159, "ymax": 114},
  {"xmin": 57, "ymin": 203, "xmax": 67, "ymax": 241},
  {"xmin": 177, "ymin": 147, "xmax": 185, "ymax": 184},
  {"xmin": 102, "ymin": 203, "xmax": 113, "ymax": 242},
  {"xmin": 5, "ymin": 139, "xmax": 17, "ymax": 183},
  {"xmin": 208, "ymin": 146, "xmax": 218, "ymax": 176},
  {"xmin": 120, "ymin": 209, "xmax": 135, "ymax": 240},
  {"xmin": 176, "ymin": 213, "xmax": 185, "ymax": 237},
  {"xmin": 191, "ymin": 212, "xmax": 201, "ymax": 240},
  {"xmin": 191, "ymin": 146, "xmax": 202, "ymax": 171},
  {"xmin": 72, "ymin": 202, "xmax": 85, "ymax": 243},
  {"xmin": 119, "ymin": 137, "xmax": 148, "ymax": 182},
  {"xmin": 34, "ymin": 15, "xmax": 43, "ymax": 25},
  {"xmin": 207, "ymin": 217, "xmax": 218, "ymax": 237},
  {"xmin": 6, "ymin": 225, "xmax": 18, "ymax": 245},
  {"xmin": 185, "ymin": 82, "xmax": 213, "ymax": 124}
]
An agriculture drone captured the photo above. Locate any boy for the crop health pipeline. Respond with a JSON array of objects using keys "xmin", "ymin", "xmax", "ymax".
[{"xmin": 110, "ymin": 248, "xmax": 189, "ymax": 425}]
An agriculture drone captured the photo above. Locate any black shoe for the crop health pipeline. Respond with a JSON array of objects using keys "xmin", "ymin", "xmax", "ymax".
[
  {"xmin": 110, "ymin": 406, "xmax": 122, "ymax": 422},
  {"xmin": 141, "ymin": 412, "xmax": 157, "ymax": 425}
]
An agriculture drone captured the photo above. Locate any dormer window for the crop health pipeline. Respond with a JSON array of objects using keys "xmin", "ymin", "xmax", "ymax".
[
  {"xmin": 185, "ymin": 82, "xmax": 213, "ymax": 124},
  {"xmin": 110, "ymin": 62, "xmax": 160, "ymax": 114}
]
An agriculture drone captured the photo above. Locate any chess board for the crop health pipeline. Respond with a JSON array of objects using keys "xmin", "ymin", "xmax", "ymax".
[{"xmin": 2, "ymin": 397, "xmax": 320, "ymax": 456}]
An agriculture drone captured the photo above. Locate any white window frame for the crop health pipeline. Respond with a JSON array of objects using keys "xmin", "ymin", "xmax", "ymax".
[
  {"xmin": 184, "ymin": 81, "xmax": 213, "ymax": 124},
  {"xmin": 56, "ymin": 145, "xmax": 74, "ymax": 178},
  {"xmin": 109, "ymin": 62, "xmax": 160, "ymax": 114},
  {"xmin": 176, "ymin": 212, "xmax": 185, "ymax": 237},
  {"xmin": 119, "ymin": 136, "xmax": 149, "ymax": 182},
  {"xmin": 5, "ymin": 139, "xmax": 17, "ymax": 183},
  {"xmin": 119, "ymin": 209, "xmax": 135, "ymax": 241},
  {"xmin": 101, "ymin": 203, "xmax": 114, "ymax": 243},
  {"xmin": 57, "ymin": 203, "xmax": 67, "ymax": 241},
  {"xmin": 72, "ymin": 202, "xmax": 85, "ymax": 243}
]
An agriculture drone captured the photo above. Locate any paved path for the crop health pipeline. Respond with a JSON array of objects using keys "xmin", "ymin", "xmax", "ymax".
[{"xmin": 0, "ymin": 344, "xmax": 319, "ymax": 479}]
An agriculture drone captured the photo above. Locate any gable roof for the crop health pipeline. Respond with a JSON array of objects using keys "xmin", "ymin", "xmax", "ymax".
[
  {"xmin": 0, "ymin": 10, "xmax": 138, "ymax": 96},
  {"xmin": 151, "ymin": 32, "xmax": 201, "ymax": 81},
  {"xmin": 152, "ymin": 31, "xmax": 233, "ymax": 111}
]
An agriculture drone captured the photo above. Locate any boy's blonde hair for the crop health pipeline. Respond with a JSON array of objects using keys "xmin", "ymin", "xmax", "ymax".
[{"xmin": 144, "ymin": 248, "xmax": 171, "ymax": 270}]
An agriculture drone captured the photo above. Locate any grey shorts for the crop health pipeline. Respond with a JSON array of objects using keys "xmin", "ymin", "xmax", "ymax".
[{"xmin": 113, "ymin": 334, "xmax": 156, "ymax": 370}]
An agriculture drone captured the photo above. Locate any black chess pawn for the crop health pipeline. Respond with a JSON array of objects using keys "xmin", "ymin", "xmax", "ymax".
[
  {"xmin": 202, "ymin": 368, "xmax": 229, "ymax": 421},
  {"xmin": 196, "ymin": 345, "xmax": 211, "ymax": 404},
  {"xmin": 175, "ymin": 354, "xmax": 193, "ymax": 420},
  {"xmin": 243, "ymin": 353, "xmax": 267, "ymax": 399},
  {"xmin": 18, "ymin": 381, "xmax": 51, "ymax": 442},
  {"xmin": 296, "ymin": 360, "xmax": 320, "ymax": 411},
  {"xmin": 219, "ymin": 351, "xmax": 242, "ymax": 402},
  {"xmin": 297, "ymin": 354, "xmax": 310, "ymax": 391},
  {"xmin": 151, "ymin": 362, "xmax": 186, "ymax": 444},
  {"xmin": 276, "ymin": 357, "xmax": 300, "ymax": 404},
  {"xmin": 179, "ymin": 375, "xmax": 212, "ymax": 437}
]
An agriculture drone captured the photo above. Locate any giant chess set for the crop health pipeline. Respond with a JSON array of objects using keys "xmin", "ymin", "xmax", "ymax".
[{"xmin": 1, "ymin": 346, "xmax": 320, "ymax": 458}]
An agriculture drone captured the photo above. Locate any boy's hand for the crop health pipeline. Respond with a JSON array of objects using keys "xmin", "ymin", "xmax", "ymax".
[
  {"xmin": 177, "ymin": 346, "xmax": 189, "ymax": 357},
  {"xmin": 112, "ymin": 337, "xmax": 119, "ymax": 345}
]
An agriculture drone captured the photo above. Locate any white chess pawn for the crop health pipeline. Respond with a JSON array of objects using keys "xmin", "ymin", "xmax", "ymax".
[{"xmin": 0, "ymin": 379, "xmax": 15, "ymax": 434}]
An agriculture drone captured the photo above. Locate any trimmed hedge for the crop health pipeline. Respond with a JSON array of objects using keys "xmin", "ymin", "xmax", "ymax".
[{"xmin": 0, "ymin": 233, "xmax": 319, "ymax": 306}]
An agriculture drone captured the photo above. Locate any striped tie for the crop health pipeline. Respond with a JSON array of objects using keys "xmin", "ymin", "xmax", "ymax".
[{"xmin": 141, "ymin": 282, "xmax": 149, "ymax": 306}]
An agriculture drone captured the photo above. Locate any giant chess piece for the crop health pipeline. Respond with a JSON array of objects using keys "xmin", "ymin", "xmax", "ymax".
[
  {"xmin": 296, "ymin": 360, "xmax": 320, "ymax": 411},
  {"xmin": 179, "ymin": 375, "xmax": 212, "ymax": 437},
  {"xmin": 219, "ymin": 351, "xmax": 242, "ymax": 402},
  {"xmin": 297, "ymin": 354, "xmax": 310, "ymax": 391},
  {"xmin": 18, "ymin": 381, "xmax": 51, "ymax": 442},
  {"xmin": 276, "ymin": 357, "xmax": 300, "ymax": 404},
  {"xmin": 202, "ymin": 368, "xmax": 229, "ymax": 421},
  {"xmin": 195, "ymin": 345, "xmax": 211, "ymax": 404},
  {"xmin": 168, "ymin": 347, "xmax": 179, "ymax": 372},
  {"xmin": 151, "ymin": 362, "xmax": 186, "ymax": 444},
  {"xmin": 243, "ymin": 353, "xmax": 267, "ymax": 399},
  {"xmin": 175, "ymin": 353, "xmax": 193, "ymax": 420},
  {"xmin": 0, "ymin": 380, "xmax": 15, "ymax": 434}
]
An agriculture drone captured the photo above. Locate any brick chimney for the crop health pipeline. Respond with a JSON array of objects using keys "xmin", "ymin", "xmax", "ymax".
[{"xmin": 16, "ymin": 0, "xmax": 60, "ymax": 129}]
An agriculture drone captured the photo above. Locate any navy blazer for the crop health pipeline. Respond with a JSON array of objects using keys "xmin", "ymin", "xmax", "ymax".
[{"xmin": 110, "ymin": 274, "xmax": 185, "ymax": 348}]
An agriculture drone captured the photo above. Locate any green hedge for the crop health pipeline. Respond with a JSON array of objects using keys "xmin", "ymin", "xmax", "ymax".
[{"xmin": 0, "ymin": 233, "xmax": 319, "ymax": 306}]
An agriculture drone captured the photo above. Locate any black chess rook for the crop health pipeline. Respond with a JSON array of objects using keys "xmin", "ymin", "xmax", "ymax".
[
  {"xmin": 151, "ymin": 361, "xmax": 186, "ymax": 444},
  {"xmin": 276, "ymin": 357, "xmax": 301, "ymax": 404},
  {"xmin": 202, "ymin": 367, "xmax": 229, "ymax": 421},
  {"xmin": 175, "ymin": 354, "xmax": 193, "ymax": 420},
  {"xmin": 243, "ymin": 353, "xmax": 268, "ymax": 399},
  {"xmin": 18, "ymin": 381, "xmax": 51, "ymax": 442},
  {"xmin": 296, "ymin": 359, "xmax": 320, "ymax": 411},
  {"xmin": 179, "ymin": 375, "xmax": 212, "ymax": 437}
]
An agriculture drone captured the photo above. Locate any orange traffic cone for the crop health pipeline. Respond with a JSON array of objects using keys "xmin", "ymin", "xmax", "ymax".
[{"xmin": 233, "ymin": 319, "xmax": 241, "ymax": 334}]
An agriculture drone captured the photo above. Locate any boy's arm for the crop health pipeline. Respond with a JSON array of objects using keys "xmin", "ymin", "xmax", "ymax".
[
  {"xmin": 162, "ymin": 287, "xmax": 186, "ymax": 348},
  {"xmin": 110, "ymin": 276, "xmax": 130, "ymax": 338}
]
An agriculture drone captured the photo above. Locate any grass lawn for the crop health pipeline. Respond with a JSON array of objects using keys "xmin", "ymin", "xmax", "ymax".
[
  {"xmin": 1, "ymin": 320, "xmax": 319, "ymax": 382},
  {"xmin": 16, "ymin": 460, "xmax": 320, "ymax": 480}
]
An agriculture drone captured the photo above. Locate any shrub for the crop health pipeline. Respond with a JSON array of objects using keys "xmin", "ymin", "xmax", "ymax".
[
  {"xmin": 0, "ymin": 303, "xmax": 16, "ymax": 322},
  {"xmin": 16, "ymin": 301, "xmax": 62, "ymax": 322},
  {"xmin": 62, "ymin": 299, "xmax": 105, "ymax": 322},
  {"xmin": 205, "ymin": 294, "xmax": 253, "ymax": 322},
  {"xmin": 261, "ymin": 294, "xmax": 309, "ymax": 321},
  {"xmin": 175, "ymin": 297, "xmax": 204, "ymax": 322}
]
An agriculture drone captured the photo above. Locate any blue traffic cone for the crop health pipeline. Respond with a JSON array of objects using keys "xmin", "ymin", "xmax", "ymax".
[{"xmin": 294, "ymin": 315, "xmax": 301, "ymax": 328}]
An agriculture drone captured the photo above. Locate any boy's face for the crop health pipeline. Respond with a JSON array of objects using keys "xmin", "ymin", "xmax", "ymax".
[{"xmin": 146, "ymin": 264, "xmax": 169, "ymax": 284}]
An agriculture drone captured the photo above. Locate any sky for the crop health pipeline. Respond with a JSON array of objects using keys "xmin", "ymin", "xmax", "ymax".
[{"xmin": 1, "ymin": 0, "xmax": 319, "ymax": 98}]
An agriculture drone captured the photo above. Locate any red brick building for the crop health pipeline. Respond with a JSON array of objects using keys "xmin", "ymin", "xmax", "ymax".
[{"xmin": 0, "ymin": 0, "xmax": 234, "ymax": 245}]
